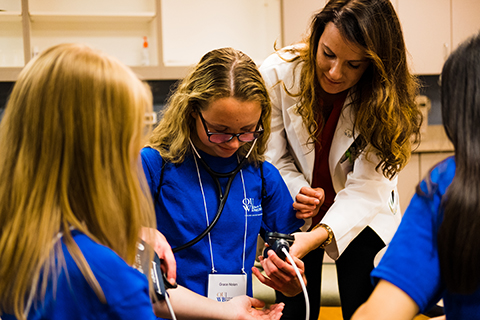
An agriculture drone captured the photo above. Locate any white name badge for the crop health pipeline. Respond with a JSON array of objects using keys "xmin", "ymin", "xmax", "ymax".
[{"xmin": 207, "ymin": 274, "xmax": 247, "ymax": 302}]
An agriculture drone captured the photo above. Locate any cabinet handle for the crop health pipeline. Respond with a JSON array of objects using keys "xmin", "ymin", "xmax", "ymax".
[{"xmin": 443, "ymin": 43, "xmax": 450, "ymax": 61}]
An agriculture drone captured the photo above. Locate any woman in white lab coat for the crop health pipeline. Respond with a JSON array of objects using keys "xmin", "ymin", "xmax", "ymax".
[{"xmin": 255, "ymin": 0, "xmax": 422, "ymax": 319}]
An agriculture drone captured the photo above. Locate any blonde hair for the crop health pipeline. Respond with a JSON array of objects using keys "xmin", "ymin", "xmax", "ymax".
[
  {"xmin": 0, "ymin": 43, "xmax": 156, "ymax": 319},
  {"xmin": 279, "ymin": 0, "xmax": 421, "ymax": 179},
  {"xmin": 147, "ymin": 47, "xmax": 271, "ymax": 164}
]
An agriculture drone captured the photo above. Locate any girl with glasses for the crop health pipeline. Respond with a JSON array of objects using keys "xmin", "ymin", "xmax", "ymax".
[
  {"xmin": 141, "ymin": 47, "xmax": 305, "ymax": 315},
  {"xmin": 0, "ymin": 43, "xmax": 285, "ymax": 320}
]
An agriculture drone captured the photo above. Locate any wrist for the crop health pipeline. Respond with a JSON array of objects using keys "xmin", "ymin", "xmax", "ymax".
[{"xmin": 311, "ymin": 223, "xmax": 333, "ymax": 249}]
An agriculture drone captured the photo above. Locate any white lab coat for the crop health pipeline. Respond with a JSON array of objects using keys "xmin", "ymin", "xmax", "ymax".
[{"xmin": 259, "ymin": 49, "xmax": 401, "ymax": 260}]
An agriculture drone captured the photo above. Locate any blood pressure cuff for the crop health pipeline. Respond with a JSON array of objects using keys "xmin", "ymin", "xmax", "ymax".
[{"xmin": 134, "ymin": 239, "xmax": 177, "ymax": 300}]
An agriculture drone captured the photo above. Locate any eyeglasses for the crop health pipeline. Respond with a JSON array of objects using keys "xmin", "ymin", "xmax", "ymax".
[{"xmin": 198, "ymin": 111, "xmax": 264, "ymax": 144}]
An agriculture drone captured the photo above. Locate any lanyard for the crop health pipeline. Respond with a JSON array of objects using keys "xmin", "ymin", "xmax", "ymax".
[
  {"xmin": 193, "ymin": 155, "xmax": 248, "ymax": 273},
  {"xmin": 171, "ymin": 139, "xmax": 256, "ymax": 253}
]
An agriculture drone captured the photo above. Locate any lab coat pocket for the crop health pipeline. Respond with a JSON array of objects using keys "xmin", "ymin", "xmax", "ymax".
[
  {"xmin": 338, "ymin": 156, "xmax": 354, "ymax": 177},
  {"xmin": 388, "ymin": 189, "xmax": 400, "ymax": 215}
]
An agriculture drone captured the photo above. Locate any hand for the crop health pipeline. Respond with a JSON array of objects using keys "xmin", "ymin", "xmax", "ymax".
[
  {"xmin": 154, "ymin": 285, "xmax": 284, "ymax": 320},
  {"xmin": 252, "ymin": 249, "xmax": 306, "ymax": 297},
  {"xmin": 228, "ymin": 296, "xmax": 284, "ymax": 320},
  {"xmin": 289, "ymin": 230, "xmax": 328, "ymax": 260},
  {"xmin": 140, "ymin": 227, "xmax": 176, "ymax": 285},
  {"xmin": 293, "ymin": 187, "xmax": 325, "ymax": 219}
]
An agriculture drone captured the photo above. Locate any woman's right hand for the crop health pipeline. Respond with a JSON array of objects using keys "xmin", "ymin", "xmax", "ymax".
[
  {"xmin": 252, "ymin": 249, "xmax": 306, "ymax": 297},
  {"xmin": 293, "ymin": 187, "xmax": 325, "ymax": 219}
]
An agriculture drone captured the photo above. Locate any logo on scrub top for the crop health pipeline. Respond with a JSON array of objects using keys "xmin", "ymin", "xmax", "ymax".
[
  {"xmin": 216, "ymin": 291, "xmax": 233, "ymax": 302},
  {"xmin": 242, "ymin": 198, "xmax": 262, "ymax": 214}
]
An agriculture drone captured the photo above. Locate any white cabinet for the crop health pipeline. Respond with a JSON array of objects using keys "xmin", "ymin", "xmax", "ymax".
[
  {"xmin": 0, "ymin": 0, "xmax": 282, "ymax": 81},
  {"xmin": 1, "ymin": 0, "xmax": 161, "ymax": 80},
  {"xmin": 395, "ymin": 0, "xmax": 480, "ymax": 75},
  {"xmin": 28, "ymin": 0, "xmax": 158, "ymax": 67},
  {"xmin": 161, "ymin": 0, "xmax": 281, "ymax": 68},
  {"xmin": 451, "ymin": 0, "xmax": 480, "ymax": 49},
  {"xmin": 0, "ymin": 0, "xmax": 24, "ymax": 74},
  {"xmin": 2, "ymin": 0, "xmax": 479, "ymax": 81},
  {"xmin": 281, "ymin": 0, "xmax": 326, "ymax": 46}
]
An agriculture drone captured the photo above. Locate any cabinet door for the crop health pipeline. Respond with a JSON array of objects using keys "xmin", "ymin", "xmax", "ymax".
[
  {"xmin": 28, "ymin": 0, "xmax": 158, "ymax": 68},
  {"xmin": 452, "ymin": 0, "xmax": 480, "ymax": 50},
  {"xmin": 281, "ymin": 0, "xmax": 326, "ymax": 46},
  {"xmin": 419, "ymin": 152, "xmax": 455, "ymax": 179},
  {"xmin": 160, "ymin": 0, "xmax": 281, "ymax": 67},
  {"xmin": 0, "ymin": 0, "xmax": 23, "ymax": 68},
  {"xmin": 398, "ymin": 152, "xmax": 455, "ymax": 215},
  {"xmin": 397, "ymin": 0, "xmax": 451, "ymax": 74}
]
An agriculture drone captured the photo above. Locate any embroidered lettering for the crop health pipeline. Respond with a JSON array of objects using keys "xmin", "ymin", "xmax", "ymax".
[{"xmin": 242, "ymin": 198, "xmax": 262, "ymax": 213}]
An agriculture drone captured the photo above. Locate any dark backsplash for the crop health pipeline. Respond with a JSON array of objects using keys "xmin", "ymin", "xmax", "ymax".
[
  {"xmin": 418, "ymin": 75, "xmax": 442, "ymax": 126},
  {"xmin": 0, "ymin": 80, "xmax": 179, "ymax": 120},
  {"xmin": 0, "ymin": 76, "xmax": 442, "ymax": 125},
  {"xmin": 0, "ymin": 82, "xmax": 14, "ymax": 118}
]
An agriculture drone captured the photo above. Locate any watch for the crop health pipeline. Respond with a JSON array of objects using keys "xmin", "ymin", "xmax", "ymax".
[{"xmin": 312, "ymin": 223, "xmax": 333, "ymax": 249}]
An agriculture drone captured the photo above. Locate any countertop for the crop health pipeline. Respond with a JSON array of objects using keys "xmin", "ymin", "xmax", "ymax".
[{"xmin": 413, "ymin": 125, "xmax": 454, "ymax": 153}]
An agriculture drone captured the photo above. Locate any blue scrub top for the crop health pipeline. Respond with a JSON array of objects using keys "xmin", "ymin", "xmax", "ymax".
[
  {"xmin": 141, "ymin": 147, "xmax": 303, "ymax": 299},
  {"xmin": 372, "ymin": 157, "xmax": 480, "ymax": 319},
  {"xmin": 2, "ymin": 230, "xmax": 156, "ymax": 320}
]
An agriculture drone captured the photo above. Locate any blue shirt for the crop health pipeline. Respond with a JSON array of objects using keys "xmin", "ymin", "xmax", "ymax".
[
  {"xmin": 141, "ymin": 147, "xmax": 303, "ymax": 299},
  {"xmin": 2, "ymin": 231, "xmax": 155, "ymax": 320},
  {"xmin": 372, "ymin": 156, "xmax": 480, "ymax": 319}
]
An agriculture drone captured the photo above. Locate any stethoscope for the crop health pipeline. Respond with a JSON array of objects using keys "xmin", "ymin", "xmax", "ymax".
[{"xmin": 171, "ymin": 138, "xmax": 257, "ymax": 253}]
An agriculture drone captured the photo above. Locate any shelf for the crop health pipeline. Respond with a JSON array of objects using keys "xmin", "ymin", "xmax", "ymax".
[
  {"xmin": 0, "ymin": 67, "xmax": 23, "ymax": 81},
  {"xmin": 0, "ymin": 11, "xmax": 22, "ymax": 21},
  {"xmin": 28, "ymin": 14, "xmax": 158, "ymax": 68},
  {"xmin": 131, "ymin": 66, "xmax": 190, "ymax": 81},
  {"xmin": 0, "ymin": 16, "xmax": 24, "ymax": 69},
  {"xmin": 29, "ymin": 12, "xmax": 156, "ymax": 23},
  {"xmin": 0, "ymin": 66, "xmax": 191, "ymax": 82},
  {"xmin": 414, "ymin": 125, "xmax": 454, "ymax": 153},
  {"xmin": 1, "ymin": 66, "xmax": 192, "ymax": 83},
  {"xmin": 28, "ymin": 0, "xmax": 155, "ymax": 14}
]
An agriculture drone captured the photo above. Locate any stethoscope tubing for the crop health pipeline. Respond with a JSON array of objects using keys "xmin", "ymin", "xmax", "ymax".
[{"xmin": 171, "ymin": 139, "xmax": 255, "ymax": 253}]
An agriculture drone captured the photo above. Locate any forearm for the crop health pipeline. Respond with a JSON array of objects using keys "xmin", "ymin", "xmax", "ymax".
[
  {"xmin": 351, "ymin": 280, "xmax": 419, "ymax": 320},
  {"xmin": 153, "ymin": 286, "xmax": 236, "ymax": 320},
  {"xmin": 290, "ymin": 226, "xmax": 329, "ymax": 259}
]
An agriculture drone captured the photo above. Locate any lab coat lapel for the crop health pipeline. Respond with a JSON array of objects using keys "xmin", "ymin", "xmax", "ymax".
[
  {"xmin": 286, "ymin": 104, "xmax": 315, "ymax": 184},
  {"xmin": 329, "ymin": 94, "xmax": 355, "ymax": 183}
]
